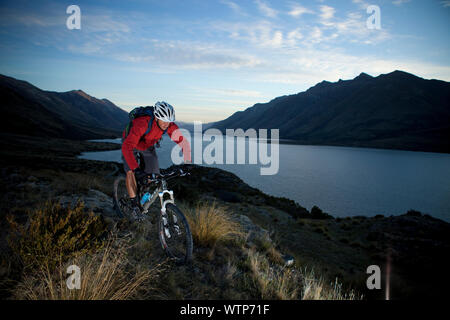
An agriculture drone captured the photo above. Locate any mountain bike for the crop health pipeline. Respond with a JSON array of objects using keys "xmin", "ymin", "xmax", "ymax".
[{"xmin": 113, "ymin": 167, "xmax": 193, "ymax": 264}]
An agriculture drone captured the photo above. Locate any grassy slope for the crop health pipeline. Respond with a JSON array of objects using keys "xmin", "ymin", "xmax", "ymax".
[{"xmin": 0, "ymin": 134, "xmax": 449, "ymax": 300}]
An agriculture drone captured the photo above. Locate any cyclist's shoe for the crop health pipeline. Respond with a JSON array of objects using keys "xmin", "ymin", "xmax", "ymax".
[{"xmin": 130, "ymin": 206, "xmax": 145, "ymax": 222}]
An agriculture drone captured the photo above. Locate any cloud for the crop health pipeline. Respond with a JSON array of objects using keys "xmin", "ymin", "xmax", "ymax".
[
  {"xmin": 249, "ymin": 48, "xmax": 450, "ymax": 86},
  {"xmin": 288, "ymin": 4, "xmax": 315, "ymax": 17},
  {"xmin": 254, "ymin": 0, "xmax": 278, "ymax": 18},
  {"xmin": 216, "ymin": 20, "xmax": 286, "ymax": 48},
  {"xmin": 352, "ymin": 0, "xmax": 370, "ymax": 10},
  {"xmin": 440, "ymin": 0, "xmax": 450, "ymax": 7},
  {"xmin": 0, "ymin": 7, "xmax": 63, "ymax": 27},
  {"xmin": 114, "ymin": 40, "xmax": 263, "ymax": 69},
  {"xmin": 316, "ymin": 10, "xmax": 391, "ymax": 45},
  {"xmin": 319, "ymin": 5, "xmax": 335, "ymax": 20},
  {"xmin": 286, "ymin": 28, "xmax": 304, "ymax": 46},
  {"xmin": 0, "ymin": 6, "xmax": 133, "ymax": 56},
  {"xmin": 392, "ymin": 0, "xmax": 411, "ymax": 5},
  {"xmin": 82, "ymin": 14, "xmax": 131, "ymax": 33},
  {"xmin": 309, "ymin": 27, "xmax": 323, "ymax": 43},
  {"xmin": 220, "ymin": 0, "xmax": 247, "ymax": 16}
]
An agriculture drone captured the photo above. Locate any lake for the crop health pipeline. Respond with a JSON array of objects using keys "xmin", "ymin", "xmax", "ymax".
[{"xmin": 80, "ymin": 136, "xmax": 450, "ymax": 222}]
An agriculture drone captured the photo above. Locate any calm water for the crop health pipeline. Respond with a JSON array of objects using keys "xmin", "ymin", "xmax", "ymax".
[{"xmin": 79, "ymin": 136, "xmax": 450, "ymax": 222}]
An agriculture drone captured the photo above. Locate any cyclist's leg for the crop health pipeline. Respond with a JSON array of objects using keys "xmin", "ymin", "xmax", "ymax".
[
  {"xmin": 141, "ymin": 145, "xmax": 160, "ymax": 175},
  {"xmin": 122, "ymin": 148, "xmax": 140, "ymax": 198}
]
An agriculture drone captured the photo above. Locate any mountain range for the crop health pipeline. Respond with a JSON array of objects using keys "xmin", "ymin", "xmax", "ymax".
[
  {"xmin": 1, "ymin": 70, "xmax": 449, "ymax": 153},
  {"xmin": 211, "ymin": 70, "xmax": 450, "ymax": 153},
  {"xmin": 0, "ymin": 74, "xmax": 129, "ymax": 139}
]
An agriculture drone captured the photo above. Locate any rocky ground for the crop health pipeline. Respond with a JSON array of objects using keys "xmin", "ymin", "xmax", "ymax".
[{"xmin": 0, "ymin": 133, "xmax": 449, "ymax": 300}]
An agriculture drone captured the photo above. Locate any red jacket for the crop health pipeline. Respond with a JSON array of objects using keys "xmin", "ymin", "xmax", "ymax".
[{"xmin": 121, "ymin": 116, "xmax": 191, "ymax": 171}]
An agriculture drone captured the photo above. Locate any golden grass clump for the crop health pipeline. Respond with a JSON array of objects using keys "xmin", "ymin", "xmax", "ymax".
[
  {"xmin": 7, "ymin": 200, "xmax": 107, "ymax": 271},
  {"xmin": 245, "ymin": 248, "xmax": 361, "ymax": 300},
  {"xmin": 12, "ymin": 237, "xmax": 159, "ymax": 300},
  {"xmin": 301, "ymin": 268, "xmax": 361, "ymax": 300},
  {"xmin": 182, "ymin": 201, "xmax": 245, "ymax": 248},
  {"xmin": 246, "ymin": 248, "xmax": 299, "ymax": 300}
]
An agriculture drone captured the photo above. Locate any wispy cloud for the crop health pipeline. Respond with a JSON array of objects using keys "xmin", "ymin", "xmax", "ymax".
[
  {"xmin": 220, "ymin": 0, "xmax": 247, "ymax": 16},
  {"xmin": 254, "ymin": 0, "xmax": 278, "ymax": 18},
  {"xmin": 286, "ymin": 28, "xmax": 304, "ymax": 46},
  {"xmin": 440, "ymin": 0, "xmax": 450, "ymax": 7},
  {"xmin": 0, "ymin": 7, "xmax": 63, "ymax": 27},
  {"xmin": 251, "ymin": 48, "xmax": 450, "ymax": 85},
  {"xmin": 316, "ymin": 10, "xmax": 391, "ymax": 45},
  {"xmin": 319, "ymin": 5, "xmax": 335, "ymax": 20},
  {"xmin": 352, "ymin": 0, "xmax": 370, "ymax": 10},
  {"xmin": 114, "ymin": 39, "xmax": 263, "ymax": 69},
  {"xmin": 216, "ymin": 20, "xmax": 286, "ymax": 48},
  {"xmin": 288, "ymin": 4, "xmax": 314, "ymax": 17},
  {"xmin": 392, "ymin": 0, "xmax": 411, "ymax": 6}
]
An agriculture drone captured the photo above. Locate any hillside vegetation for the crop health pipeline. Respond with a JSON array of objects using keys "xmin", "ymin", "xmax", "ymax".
[{"xmin": 1, "ymin": 135, "xmax": 449, "ymax": 300}]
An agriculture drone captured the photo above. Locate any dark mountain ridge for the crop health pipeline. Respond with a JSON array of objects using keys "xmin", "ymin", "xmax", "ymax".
[
  {"xmin": 212, "ymin": 70, "xmax": 450, "ymax": 153},
  {"xmin": 0, "ymin": 74, "xmax": 129, "ymax": 140}
]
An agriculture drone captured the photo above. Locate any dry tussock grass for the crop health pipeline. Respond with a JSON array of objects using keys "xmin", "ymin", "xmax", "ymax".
[
  {"xmin": 13, "ymin": 236, "xmax": 161, "ymax": 300},
  {"xmin": 182, "ymin": 201, "xmax": 245, "ymax": 248}
]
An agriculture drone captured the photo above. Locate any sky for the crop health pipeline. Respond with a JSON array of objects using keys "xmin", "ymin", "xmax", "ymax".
[{"xmin": 0, "ymin": 0, "xmax": 449, "ymax": 122}]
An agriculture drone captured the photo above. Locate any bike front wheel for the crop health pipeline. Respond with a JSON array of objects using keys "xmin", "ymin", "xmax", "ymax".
[{"xmin": 158, "ymin": 203, "xmax": 193, "ymax": 264}]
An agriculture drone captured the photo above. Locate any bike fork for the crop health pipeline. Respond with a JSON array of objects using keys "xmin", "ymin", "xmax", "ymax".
[{"xmin": 158, "ymin": 190, "xmax": 181, "ymax": 238}]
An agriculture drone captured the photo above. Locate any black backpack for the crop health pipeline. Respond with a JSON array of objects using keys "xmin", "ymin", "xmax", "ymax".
[{"xmin": 124, "ymin": 106, "xmax": 168, "ymax": 147}]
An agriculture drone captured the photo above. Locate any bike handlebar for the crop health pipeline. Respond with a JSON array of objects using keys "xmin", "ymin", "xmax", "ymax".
[{"xmin": 139, "ymin": 168, "xmax": 190, "ymax": 186}]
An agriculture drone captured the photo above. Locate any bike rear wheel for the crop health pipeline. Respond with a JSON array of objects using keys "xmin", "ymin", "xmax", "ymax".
[
  {"xmin": 158, "ymin": 203, "xmax": 193, "ymax": 264},
  {"xmin": 113, "ymin": 175, "xmax": 132, "ymax": 219}
]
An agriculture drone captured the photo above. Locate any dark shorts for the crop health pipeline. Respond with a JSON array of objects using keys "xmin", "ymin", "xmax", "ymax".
[{"xmin": 122, "ymin": 144, "xmax": 160, "ymax": 174}]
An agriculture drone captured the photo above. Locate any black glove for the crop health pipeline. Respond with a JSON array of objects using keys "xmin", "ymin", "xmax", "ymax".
[{"xmin": 133, "ymin": 167, "xmax": 147, "ymax": 182}]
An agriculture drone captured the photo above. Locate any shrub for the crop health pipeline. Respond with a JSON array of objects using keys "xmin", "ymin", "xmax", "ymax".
[
  {"xmin": 406, "ymin": 209, "xmax": 422, "ymax": 217},
  {"xmin": 182, "ymin": 201, "xmax": 244, "ymax": 248},
  {"xmin": 246, "ymin": 248, "xmax": 299, "ymax": 300},
  {"xmin": 301, "ymin": 269, "xmax": 361, "ymax": 300},
  {"xmin": 7, "ymin": 200, "xmax": 107, "ymax": 272},
  {"xmin": 12, "ymin": 236, "xmax": 158, "ymax": 300},
  {"xmin": 266, "ymin": 246, "xmax": 284, "ymax": 265},
  {"xmin": 245, "ymin": 249, "xmax": 360, "ymax": 300},
  {"xmin": 350, "ymin": 242, "xmax": 361, "ymax": 248},
  {"xmin": 51, "ymin": 172, "xmax": 109, "ymax": 195},
  {"xmin": 314, "ymin": 227, "xmax": 324, "ymax": 234},
  {"xmin": 366, "ymin": 232, "xmax": 379, "ymax": 241},
  {"xmin": 310, "ymin": 206, "xmax": 333, "ymax": 219}
]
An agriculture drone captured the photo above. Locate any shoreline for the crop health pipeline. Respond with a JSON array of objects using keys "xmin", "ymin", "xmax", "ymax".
[
  {"xmin": 81, "ymin": 137, "xmax": 450, "ymax": 222},
  {"xmin": 100, "ymin": 134, "xmax": 450, "ymax": 156}
]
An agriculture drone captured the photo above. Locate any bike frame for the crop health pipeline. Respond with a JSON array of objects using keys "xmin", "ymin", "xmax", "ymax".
[{"xmin": 140, "ymin": 178, "xmax": 175, "ymax": 215}]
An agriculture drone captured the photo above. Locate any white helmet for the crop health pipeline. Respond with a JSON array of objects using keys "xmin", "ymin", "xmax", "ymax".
[{"xmin": 154, "ymin": 101, "xmax": 175, "ymax": 122}]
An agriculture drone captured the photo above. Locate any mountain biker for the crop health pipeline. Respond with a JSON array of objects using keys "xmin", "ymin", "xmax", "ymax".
[{"xmin": 121, "ymin": 101, "xmax": 191, "ymax": 220}]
